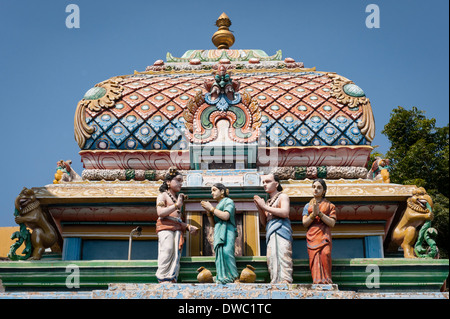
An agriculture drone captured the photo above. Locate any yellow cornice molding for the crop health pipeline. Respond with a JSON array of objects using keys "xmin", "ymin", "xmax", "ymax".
[
  {"xmin": 32, "ymin": 182, "xmax": 162, "ymax": 205},
  {"xmin": 282, "ymin": 181, "xmax": 418, "ymax": 201},
  {"xmin": 31, "ymin": 180, "xmax": 419, "ymax": 205}
]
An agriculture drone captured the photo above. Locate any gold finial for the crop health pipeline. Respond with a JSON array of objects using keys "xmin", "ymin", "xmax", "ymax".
[{"xmin": 212, "ymin": 12, "xmax": 235, "ymax": 50}]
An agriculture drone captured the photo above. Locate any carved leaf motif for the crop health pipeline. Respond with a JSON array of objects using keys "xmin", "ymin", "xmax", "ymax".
[
  {"xmin": 80, "ymin": 77, "xmax": 124, "ymax": 112},
  {"xmin": 357, "ymin": 101, "xmax": 376, "ymax": 142},
  {"xmin": 242, "ymin": 91, "xmax": 252, "ymax": 105},
  {"xmin": 327, "ymin": 73, "xmax": 375, "ymax": 142},
  {"xmin": 242, "ymin": 92, "xmax": 262, "ymax": 131},
  {"xmin": 328, "ymin": 73, "xmax": 367, "ymax": 107},
  {"xmin": 74, "ymin": 77, "xmax": 124, "ymax": 149},
  {"xmin": 186, "ymin": 100, "xmax": 196, "ymax": 115},
  {"xmin": 183, "ymin": 91, "xmax": 204, "ymax": 134},
  {"xmin": 194, "ymin": 90, "xmax": 204, "ymax": 105}
]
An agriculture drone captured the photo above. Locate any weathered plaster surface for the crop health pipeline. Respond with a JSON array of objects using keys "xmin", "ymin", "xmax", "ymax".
[{"xmin": 0, "ymin": 283, "xmax": 447, "ymax": 299}]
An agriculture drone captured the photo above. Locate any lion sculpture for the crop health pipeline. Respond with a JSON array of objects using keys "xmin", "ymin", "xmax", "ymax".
[
  {"xmin": 390, "ymin": 187, "xmax": 434, "ymax": 258},
  {"xmin": 13, "ymin": 187, "xmax": 58, "ymax": 260}
]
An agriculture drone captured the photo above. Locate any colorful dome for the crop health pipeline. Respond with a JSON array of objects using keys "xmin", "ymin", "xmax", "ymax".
[
  {"xmin": 74, "ymin": 13, "xmax": 375, "ymax": 171},
  {"xmin": 76, "ymin": 70, "xmax": 373, "ymax": 150}
]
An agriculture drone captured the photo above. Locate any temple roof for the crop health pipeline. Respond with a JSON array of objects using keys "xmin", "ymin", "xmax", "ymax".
[{"xmin": 74, "ymin": 13, "xmax": 375, "ymax": 153}]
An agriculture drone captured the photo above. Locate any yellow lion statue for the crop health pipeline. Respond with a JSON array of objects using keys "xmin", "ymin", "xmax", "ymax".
[{"xmin": 390, "ymin": 187, "xmax": 433, "ymax": 258}]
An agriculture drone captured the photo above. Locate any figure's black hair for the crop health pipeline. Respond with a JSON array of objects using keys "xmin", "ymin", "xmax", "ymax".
[
  {"xmin": 213, "ymin": 183, "xmax": 229, "ymax": 197},
  {"xmin": 159, "ymin": 168, "xmax": 182, "ymax": 193},
  {"xmin": 272, "ymin": 173, "xmax": 283, "ymax": 192}
]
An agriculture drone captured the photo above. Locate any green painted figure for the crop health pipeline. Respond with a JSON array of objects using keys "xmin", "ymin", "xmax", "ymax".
[
  {"xmin": 414, "ymin": 202, "xmax": 438, "ymax": 258},
  {"xmin": 201, "ymin": 183, "xmax": 239, "ymax": 284},
  {"xmin": 8, "ymin": 209, "xmax": 32, "ymax": 260}
]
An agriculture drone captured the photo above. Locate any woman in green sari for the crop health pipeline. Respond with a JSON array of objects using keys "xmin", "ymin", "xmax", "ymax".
[{"xmin": 201, "ymin": 183, "xmax": 239, "ymax": 284}]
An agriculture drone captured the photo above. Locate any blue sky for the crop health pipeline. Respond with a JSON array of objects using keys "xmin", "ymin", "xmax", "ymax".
[{"xmin": 0, "ymin": 0, "xmax": 448, "ymax": 227}]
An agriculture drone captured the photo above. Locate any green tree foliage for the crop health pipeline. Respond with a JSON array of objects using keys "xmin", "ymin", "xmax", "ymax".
[
  {"xmin": 430, "ymin": 192, "xmax": 449, "ymax": 259},
  {"xmin": 382, "ymin": 106, "xmax": 449, "ymax": 196},
  {"xmin": 381, "ymin": 106, "xmax": 449, "ymax": 258}
]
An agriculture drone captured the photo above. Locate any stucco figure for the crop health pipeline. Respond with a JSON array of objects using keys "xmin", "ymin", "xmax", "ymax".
[
  {"xmin": 155, "ymin": 168, "xmax": 199, "ymax": 283},
  {"xmin": 12, "ymin": 187, "xmax": 58, "ymax": 260},
  {"xmin": 254, "ymin": 174, "xmax": 293, "ymax": 284},
  {"xmin": 53, "ymin": 160, "xmax": 82, "ymax": 184},
  {"xmin": 302, "ymin": 179, "xmax": 337, "ymax": 284},
  {"xmin": 391, "ymin": 187, "xmax": 434, "ymax": 258},
  {"xmin": 367, "ymin": 157, "xmax": 391, "ymax": 183},
  {"xmin": 201, "ymin": 183, "xmax": 239, "ymax": 284}
]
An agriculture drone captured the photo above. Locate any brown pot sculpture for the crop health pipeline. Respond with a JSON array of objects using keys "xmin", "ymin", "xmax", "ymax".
[
  {"xmin": 239, "ymin": 265, "xmax": 256, "ymax": 283},
  {"xmin": 197, "ymin": 266, "xmax": 214, "ymax": 283}
]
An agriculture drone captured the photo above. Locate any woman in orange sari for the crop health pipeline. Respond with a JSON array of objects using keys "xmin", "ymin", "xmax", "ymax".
[{"xmin": 302, "ymin": 179, "xmax": 336, "ymax": 284}]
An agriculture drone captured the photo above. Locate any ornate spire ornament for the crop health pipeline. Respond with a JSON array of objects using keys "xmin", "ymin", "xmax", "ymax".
[
  {"xmin": 212, "ymin": 12, "xmax": 235, "ymax": 49},
  {"xmin": 204, "ymin": 64, "xmax": 241, "ymax": 111}
]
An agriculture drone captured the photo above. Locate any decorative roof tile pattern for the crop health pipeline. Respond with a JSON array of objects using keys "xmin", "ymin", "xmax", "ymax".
[{"xmin": 76, "ymin": 69, "xmax": 374, "ymax": 151}]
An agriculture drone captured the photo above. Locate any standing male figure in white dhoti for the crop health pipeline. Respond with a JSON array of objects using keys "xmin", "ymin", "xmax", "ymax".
[
  {"xmin": 155, "ymin": 168, "xmax": 199, "ymax": 283},
  {"xmin": 254, "ymin": 174, "xmax": 293, "ymax": 284}
]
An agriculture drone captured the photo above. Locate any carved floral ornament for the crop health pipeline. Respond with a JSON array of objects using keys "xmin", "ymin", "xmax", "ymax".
[
  {"xmin": 183, "ymin": 79, "xmax": 262, "ymax": 144},
  {"xmin": 74, "ymin": 77, "xmax": 124, "ymax": 148},
  {"xmin": 327, "ymin": 73, "xmax": 375, "ymax": 142}
]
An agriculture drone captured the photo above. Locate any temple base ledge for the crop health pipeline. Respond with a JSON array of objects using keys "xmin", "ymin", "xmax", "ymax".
[{"xmin": 0, "ymin": 283, "xmax": 448, "ymax": 299}]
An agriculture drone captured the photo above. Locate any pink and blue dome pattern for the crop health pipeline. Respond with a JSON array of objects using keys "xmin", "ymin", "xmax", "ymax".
[{"xmin": 81, "ymin": 71, "xmax": 371, "ymax": 150}]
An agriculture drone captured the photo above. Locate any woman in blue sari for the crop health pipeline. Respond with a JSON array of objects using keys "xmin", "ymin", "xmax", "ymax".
[{"xmin": 201, "ymin": 183, "xmax": 239, "ymax": 284}]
